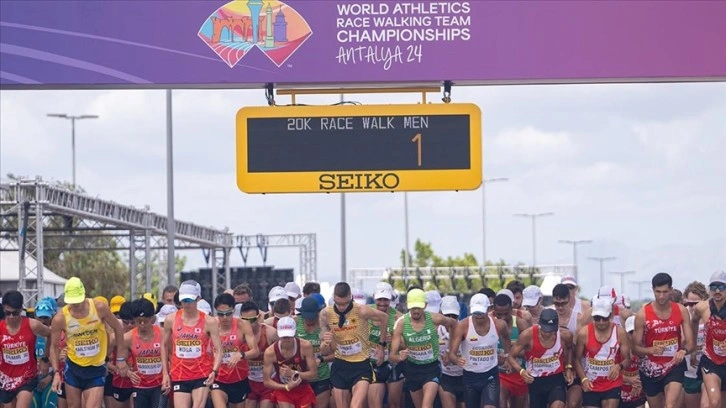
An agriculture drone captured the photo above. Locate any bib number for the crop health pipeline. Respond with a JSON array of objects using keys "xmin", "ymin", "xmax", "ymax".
[
  {"xmin": 586, "ymin": 358, "xmax": 613, "ymax": 380},
  {"xmin": 409, "ymin": 346, "xmax": 434, "ymax": 362},
  {"xmin": 654, "ymin": 338, "xmax": 678, "ymax": 357},
  {"xmin": 74, "ymin": 339, "xmax": 100, "ymax": 358},
  {"xmin": 337, "ymin": 341, "xmax": 362, "ymax": 356},
  {"xmin": 136, "ymin": 357, "xmax": 163, "ymax": 375},
  {"xmin": 248, "ymin": 361, "xmax": 263, "ymax": 382},
  {"xmin": 175, "ymin": 340, "xmax": 202, "ymax": 359},
  {"xmin": 3, "ymin": 346, "xmax": 30, "ymax": 365}
]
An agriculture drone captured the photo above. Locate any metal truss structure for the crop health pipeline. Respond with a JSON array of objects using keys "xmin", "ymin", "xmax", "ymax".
[
  {"xmin": 235, "ymin": 233, "xmax": 317, "ymax": 284},
  {"xmin": 0, "ymin": 181, "xmax": 317, "ymax": 306}
]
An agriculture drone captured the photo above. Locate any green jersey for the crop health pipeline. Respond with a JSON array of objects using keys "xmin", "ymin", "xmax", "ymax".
[
  {"xmin": 402, "ymin": 311, "xmax": 439, "ymax": 365},
  {"xmin": 295, "ymin": 318, "xmax": 330, "ymax": 381},
  {"xmin": 369, "ymin": 307, "xmax": 397, "ymax": 360}
]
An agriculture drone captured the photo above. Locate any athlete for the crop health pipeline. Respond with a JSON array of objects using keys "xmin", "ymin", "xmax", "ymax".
[
  {"xmin": 123, "ymin": 298, "xmax": 164, "ymax": 408},
  {"xmin": 367, "ymin": 283, "xmax": 404, "ymax": 408},
  {"xmin": 438, "ymin": 296, "xmax": 464, "ymax": 408},
  {"xmin": 319, "ymin": 282, "xmax": 389, "ymax": 408},
  {"xmin": 508, "ymin": 309, "xmax": 575, "ymax": 408},
  {"xmin": 621, "ymin": 316, "xmax": 646, "ymax": 408},
  {"xmin": 448, "ymin": 294, "xmax": 510, "ymax": 408},
  {"xmin": 50, "ymin": 277, "xmax": 128, "ymax": 408},
  {"xmin": 492, "ymin": 292, "xmax": 530, "ymax": 408},
  {"xmin": 521, "ymin": 285, "xmax": 544, "ymax": 322},
  {"xmin": 296, "ymin": 296, "xmax": 332, "ymax": 408},
  {"xmin": 106, "ymin": 301, "xmax": 136, "ymax": 408},
  {"xmin": 632, "ymin": 272, "xmax": 695, "ymax": 408},
  {"xmin": 0, "ymin": 290, "xmax": 51, "ymax": 407},
  {"xmin": 574, "ymin": 297, "xmax": 631, "ymax": 408},
  {"xmin": 551, "ymin": 283, "xmax": 586, "ymax": 408},
  {"xmin": 391, "ymin": 288, "xmax": 457, "ymax": 408},
  {"xmin": 689, "ymin": 271, "xmax": 726, "ymax": 408},
  {"xmin": 161, "ymin": 280, "xmax": 223, "ymax": 408},
  {"xmin": 683, "ymin": 281, "xmax": 709, "ymax": 408},
  {"xmin": 262, "ymin": 316, "xmax": 318, "ymax": 408},
  {"xmin": 239, "ymin": 301, "xmax": 278, "ymax": 408},
  {"xmin": 211, "ymin": 293, "xmax": 259, "ymax": 408}
]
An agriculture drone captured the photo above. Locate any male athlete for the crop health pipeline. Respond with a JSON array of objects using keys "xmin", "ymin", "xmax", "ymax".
[
  {"xmin": 367, "ymin": 282, "xmax": 404, "ymax": 408},
  {"xmin": 551, "ymin": 283, "xmax": 586, "ymax": 408}
]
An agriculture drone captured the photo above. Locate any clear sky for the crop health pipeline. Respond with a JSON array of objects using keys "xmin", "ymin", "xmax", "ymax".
[{"xmin": 1, "ymin": 82, "xmax": 724, "ymax": 298}]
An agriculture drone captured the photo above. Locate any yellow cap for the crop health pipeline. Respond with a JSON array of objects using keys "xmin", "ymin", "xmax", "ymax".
[
  {"xmin": 141, "ymin": 293, "xmax": 157, "ymax": 310},
  {"xmin": 407, "ymin": 289, "xmax": 426, "ymax": 310},
  {"xmin": 94, "ymin": 296, "xmax": 109, "ymax": 307},
  {"xmin": 64, "ymin": 277, "xmax": 86, "ymax": 304},
  {"xmin": 110, "ymin": 295, "xmax": 126, "ymax": 314}
]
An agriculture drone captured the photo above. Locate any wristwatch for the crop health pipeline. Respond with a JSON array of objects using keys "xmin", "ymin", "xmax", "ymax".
[{"xmin": 378, "ymin": 341, "xmax": 388, "ymax": 347}]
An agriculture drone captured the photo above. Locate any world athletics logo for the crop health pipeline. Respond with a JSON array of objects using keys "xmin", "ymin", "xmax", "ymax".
[{"xmin": 198, "ymin": 0, "xmax": 313, "ymax": 68}]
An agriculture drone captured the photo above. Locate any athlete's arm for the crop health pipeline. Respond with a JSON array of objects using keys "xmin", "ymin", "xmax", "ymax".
[
  {"xmin": 573, "ymin": 326, "xmax": 589, "ymax": 386},
  {"xmin": 446, "ymin": 318, "xmax": 467, "ymax": 366},
  {"xmin": 299, "ymin": 339, "xmax": 319, "ymax": 382},
  {"xmin": 49, "ymin": 312, "xmax": 65, "ymax": 392},
  {"xmin": 561, "ymin": 329, "xmax": 574, "ymax": 367},
  {"xmin": 516, "ymin": 313, "xmax": 530, "ymax": 332},
  {"xmin": 318, "ymin": 308, "xmax": 335, "ymax": 356},
  {"xmin": 160, "ymin": 314, "xmax": 174, "ymax": 385},
  {"xmin": 431, "ymin": 312, "xmax": 458, "ymax": 334},
  {"xmin": 262, "ymin": 345, "xmax": 285, "ymax": 390},
  {"xmin": 206, "ymin": 315, "xmax": 224, "ymax": 373},
  {"xmin": 359, "ymin": 305, "xmax": 390, "ymax": 341},
  {"xmin": 616, "ymin": 326, "xmax": 631, "ymax": 371},
  {"xmin": 507, "ymin": 326, "xmax": 532, "ymax": 373},
  {"xmin": 389, "ymin": 316, "xmax": 406, "ymax": 364},
  {"xmin": 99, "ymin": 301, "xmax": 128, "ymax": 364},
  {"xmin": 29, "ymin": 317, "xmax": 51, "ymax": 338},
  {"xmin": 267, "ymin": 324, "xmax": 279, "ymax": 344},
  {"xmin": 631, "ymin": 308, "xmax": 649, "ymax": 356},
  {"xmin": 495, "ymin": 318, "xmax": 512, "ymax": 353},
  {"xmin": 677, "ymin": 303, "xmax": 695, "ymax": 362},
  {"xmin": 240, "ymin": 319, "xmax": 260, "ymax": 360}
]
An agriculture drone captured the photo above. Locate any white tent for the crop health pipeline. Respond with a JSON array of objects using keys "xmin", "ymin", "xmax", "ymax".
[{"xmin": 0, "ymin": 248, "xmax": 68, "ymax": 299}]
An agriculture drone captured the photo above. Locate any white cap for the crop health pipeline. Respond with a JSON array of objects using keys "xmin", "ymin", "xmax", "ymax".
[
  {"xmin": 597, "ymin": 286, "xmax": 617, "ymax": 303},
  {"xmin": 374, "ymin": 282, "xmax": 393, "ymax": 300},
  {"xmin": 625, "ymin": 315, "xmax": 635, "ymax": 333},
  {"xmin": 268, "ymin": 286, "xmax": 287, "ymax": 304},
  {"xmin": 497, "ymin": 289, "xmax": 514, "ymax": 302},
  {"xmin": 425, "ymin": 291, "xmax": 442, "ymax": 313},
  {"xmin": 198, "ymin": 299, "xmax": 212, "ymax": 315},
  {"xmin": 709, "ymin": 270, "xmax": 726, "ymax": 285},
  {"xmin": 295, "ymin": 297, "xmax": 304, "ymax": 311},
  {"xmin": 440, "ymin": 296, "xmax": 460, "ymax": 316},
  {"xmin": 284, "ymin": 282, "xmax": 302, "ymax": 299},
  {"xmin": 276, "ymin": 316, "xmax": 297, "ymax": 337},
  {"xmin": 179, "ymin": 280, "xmax": 201, "ymax": 302},
  {"xmin": 156, "ymin": 304, "xmax": 177, "ymax": 325},
  {"xmin": 522, "ymin": 285, "xmax": 542, "ymax": 307},
  {"xmin": 352, "ymin": 288, "xmax": 367, "ymax": 305},
  {"xmin": 560, "ymin": 276, "xmax": 577, "ymax": 286},
  {"xmin": 470, "ymin": 293, "xmax": 490, "ymax": 314},
  {"xmin": 591, "ymin": 297, "xmax": 613, "ymax": 318}
]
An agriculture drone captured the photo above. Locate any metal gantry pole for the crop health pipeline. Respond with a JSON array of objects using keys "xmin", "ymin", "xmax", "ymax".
[
  {"xmin": 340, "ymin": 94, "xmax": 347, "ymax": 283},
  {"xmin": 630, "ymin": 279, "xmax": 651, "ymax": 300},
  {"xmin": 610, "ymin": 271, "xmax": 635, "ymax": 295},
  {"xmin": 71, "ymin": 118, "xmax": 76, "ymax": 186},
  {"xmin": 588, "ymin": 256, "xmax": 617, "ymax": 288},
  {"xmin": 129, "ymin": 230, "xmax": 136, "ymax": 299},
  {"xmin": 403, "ymin": 192, "xmax": 410, "ymax": 279},
  {"xmin": 558, "ymin": 240, "xmax": 592, "ymax": 282},
  {"xmin": 166, "ymin": 89, "xmax": 176, "ymax": 287},
  {"xmin": 513, "ymin": 212, "xmax": 554, "ymax": 272}
]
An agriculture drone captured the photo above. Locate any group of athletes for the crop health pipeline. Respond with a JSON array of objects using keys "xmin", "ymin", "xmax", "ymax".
[{"xmin": 0, "ymin": 270, "xmax": 724, "ymax": 408}]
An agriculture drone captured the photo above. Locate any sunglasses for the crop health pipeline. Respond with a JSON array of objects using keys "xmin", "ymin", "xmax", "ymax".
[
  {"xmin": 180, "ymin": 298, "xmax": 196, "ymax": 303},
  {"xmin": 240, "ymin": 316, "xmax": 258, "ymax": 323},
  {"xmin": 216, "ymin": 310, "xmax": 234, "ymax": 317},
  {"xmin": 593, "ymin": 315, "xmax": 610, "ymax": 322},
  {"xmin": 3, "ymin": 309, "xmax": 22, "ymax": 317},
  {"xmin": 684, "ymin": 301, "xmax": 700, "ymax": 307},
  {"xmin": 709, "ymin": 283, "xmax": 726, "ymax": 292},
  {"xmin": 553, "ymin": 301, "xmax": 569, "ymax": 307}
]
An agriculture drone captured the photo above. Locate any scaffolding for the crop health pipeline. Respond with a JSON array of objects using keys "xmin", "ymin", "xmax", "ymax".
[
  {"xmin": 236, "ymin": 233, "xmax": 317, "ymax": 284},
  {"xmin": 0, "ymin": 181, "xmax": 317, "ymax": 306}
]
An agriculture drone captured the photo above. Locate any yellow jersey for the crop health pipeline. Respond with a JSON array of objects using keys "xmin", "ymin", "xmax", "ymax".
[
  {"xmin": 62, "ymin": 299, "xmax": 107, "ymax": 367},
  {"xmin": 326, "ymin": 302, "xmax": 370, "ymax": 362}
]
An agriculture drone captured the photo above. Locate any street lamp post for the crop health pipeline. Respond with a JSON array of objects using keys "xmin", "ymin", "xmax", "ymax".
[
  {"xmin": 558, "ymin": 240, "xmax": 592, "ymax": 283},
  {"xmin": 629, "ymin": 279, "xmax": 651, "ymax": 300},
  {"xmin": 588, "ymin": 256, "xmax": 617, "ymax": 288},
  {"xmin": 47, "ymin": 113, "xmax": 99, "ymax": 186},
  {"xmin": 610, "ymin": 270, "xmax": 636, "ymax": 296},
  {"xmin": 513, "ymin": 212, "xmax": 554, "ymax": 271},
  {"xmin": 482, "ymin": 177, "xmax": 508, "ymax": 268}
]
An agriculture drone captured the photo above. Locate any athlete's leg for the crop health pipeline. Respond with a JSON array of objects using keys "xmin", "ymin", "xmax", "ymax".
[
  {"xmin": 566, "ymin": 385, "xmax": 582, "ymax": 408},
  {"xmin": 420, "ymin": 382, "xmax": 439, "ymax": 408},
  {"xmin": 14, "ymin": 389, "xmax": 33, "ymax": 408},
  {"xmin": 210, "ymin": 389, "xmax": 228, "ymax": 408},
  {"xmin": 189, "ymin": 386, "xmax": 209, "ymax": 408},
  {"xmin": 332, "ymin": 388, "xmax": 351, "ymax": 408},
  {"xmin": 664, "ymin": 380, "xmax": 684, "ymax": 408},
  {"xmin": 387, "ymin": 379, "xmax": 404, "ymax": 408},
  {"xmin": 702, "ymin": 372, "xmax": 723, "ymax": 408},
  {"xmin": 367, "ymin": 383, "xmax": 385, "ymax": 408},
  {"xmin": 350, "ymin": 380, "xmax": 370, "ymax": 408},
  {"xmin": 81, "ymin": 386, "xmax": 105, "ymax": 408}
]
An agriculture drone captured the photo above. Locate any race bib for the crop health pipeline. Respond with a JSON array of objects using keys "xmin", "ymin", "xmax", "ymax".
[
  {"xmin": 468, "ymin": 347, "xmax": 496, "ymax": 366},
  {"xmin": 248, "ymin": 360, "xmax": 264, "ymax": 382},
  {"xmin": 175, "ymin": 339, "xmax": 202, "ymax": 359},
  {"xmin": 221, "ymin": 347, "xmax": 238, "ymax": 364},
  {"xmin": 73, "ymin": 338, "xmax": 100, "ymax": 358},
  {"xmin": 3, "ymin": 345, "xmax": 30, "ymax": 365},
  {"xmin": 337, "ymin": 341, "xmax": 362, "ymax": 356},
  {"xmin": 135, "ymin": 356, "xmax": 163, "ymax": 375},
  {"xmin": 654, "ymin": 338, "xmax": 678, "ymax": 357},
  {"xmin": 529, "ymin": 355, "xmax": 561, "ymax": 377},
  {"xmin": 586, "ymin": 358, "xmax": 614, "ymax": 380},
  {"xmin": 408, "ymin": 345, "xmax": 434, "ymax": 361}
]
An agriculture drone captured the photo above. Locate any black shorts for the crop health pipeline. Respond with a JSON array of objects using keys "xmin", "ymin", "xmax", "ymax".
[
  {"xmin": 104, "ymin": 373, "xmax": 114, "ymax": 396},
  {"xmin": 310, "ymin": 379, "xmax": 331, "ymax": 395},
  {"xmin": 405, "ymin": 360, "xmax": 441, "ymax": 392},
  {"xmin": 212, "ymin": 379, "xmax": 250, "ymax": 403},
  {"xmin": 0, "ymin": 377, "xmax": 38, "ymax": 404},
  {"xmin": 582, "ymin": 386, "xmax": 621, "ymax": 407},
  {"xmin": 172, "ymin": 378, "xmax": 208, "ymax": 393},
  {"xmin": 439, "ymin": 374, "xmax": 464, "ymax": 402},
  {"xmin": 330, "ymin": 359, "xmax": 374, "ymax": 390},
  {"xmin": 640, "ymin": 360, "xmax": 686, "ymax": 398},
  {"xmin": 620, "ymin": 398, "xmax": 647, "ymax": 408},
  {"xmin": 529, "ymin": 374, "xmax": 567, "ymax": 408},
  {"xmin": 112, "ymin": 386, "xmax": 133, "ymax": 402},
  {"xmin": 57, "ymin": 382, "xmax": 67, "ymax": 399},
  {"xmin": 133, "ymin": 387, "xmax": 162, "ymax": 408},
  {"xmin": 698, "ymin": 356, "xmax": 726, "ymax": 391}
]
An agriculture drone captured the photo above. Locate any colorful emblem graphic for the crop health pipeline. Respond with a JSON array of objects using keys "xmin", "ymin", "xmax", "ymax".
[{"xmin": 198, "ymin": 0, "xmax": 313, "ymax": 68}]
